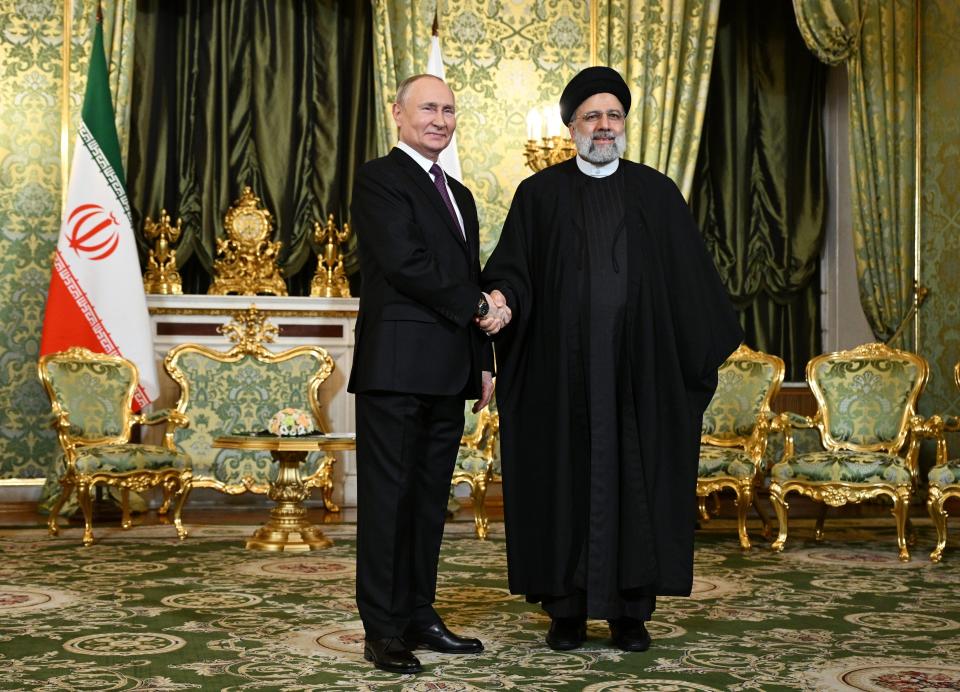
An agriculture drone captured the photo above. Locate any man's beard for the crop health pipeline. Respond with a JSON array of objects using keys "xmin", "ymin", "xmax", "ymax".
[{"xmin": 573, "ymin": 128, "xmax": 626, "ymax": 164}]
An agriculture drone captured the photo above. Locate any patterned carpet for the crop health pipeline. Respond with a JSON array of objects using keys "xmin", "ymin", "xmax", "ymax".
[{"xmin": 0, "ymin": 519, "xmax": 958, "ymax": 691}]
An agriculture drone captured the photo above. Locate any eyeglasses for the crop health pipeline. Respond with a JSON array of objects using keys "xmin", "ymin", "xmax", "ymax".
[{"xmin": 576, "ymin": 110, "xmax": 625, "ymax": 124}]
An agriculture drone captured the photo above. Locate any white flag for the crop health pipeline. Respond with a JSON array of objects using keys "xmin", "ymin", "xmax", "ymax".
[
  {"xmin": 426, "ymin": 34, "xmax": 462, "ymax": 182},
  {"xmin": 40, "ymin": 19, "xmax": 158, "ymax": 410}
]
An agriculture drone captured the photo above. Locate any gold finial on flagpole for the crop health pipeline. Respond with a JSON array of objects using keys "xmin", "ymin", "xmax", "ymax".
[
  {"xmin": 96, "ymin": 0, "xmax": 103, "ymax": 23},
  {"xmin": 432, "ymin": 9, "xmax": 439, "ymax": 37}
]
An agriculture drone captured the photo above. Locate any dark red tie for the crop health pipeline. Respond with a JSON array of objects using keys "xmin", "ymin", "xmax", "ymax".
[{"xmin": 429, "ymin": 163, "xmax": 464, "ymax": 239}]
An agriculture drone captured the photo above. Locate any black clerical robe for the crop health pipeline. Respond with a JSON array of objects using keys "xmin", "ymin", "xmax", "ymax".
[{"xmin": 482, "ymin": 157, "xmax": 742, "ymax": 607}]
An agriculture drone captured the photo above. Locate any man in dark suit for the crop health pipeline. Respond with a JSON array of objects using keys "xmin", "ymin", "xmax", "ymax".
[{"xmin": 348, "ymin": 74, "xmax": 509, "ymax": 675}]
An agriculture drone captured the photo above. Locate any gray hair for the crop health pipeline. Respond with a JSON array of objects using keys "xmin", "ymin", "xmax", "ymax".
[{"xmin": 395, "ymin": 74, "xmax": 446, "ymax": 107}]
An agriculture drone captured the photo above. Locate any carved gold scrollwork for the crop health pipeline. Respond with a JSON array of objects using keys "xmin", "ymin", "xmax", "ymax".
[
  {"xmin": 142, "ymin": 210, "xmax": 183, "ymax": 295},
  {"xmin": 523, "ymin": 136, "xmax": 577, "ymax": 172},
  {"xmin": 310, "ymin": 214, "xmax": 352, "ymax": 298},
  {"xmin": 209, "ymin": 186, "xmax": 287, "ymax": 296}
]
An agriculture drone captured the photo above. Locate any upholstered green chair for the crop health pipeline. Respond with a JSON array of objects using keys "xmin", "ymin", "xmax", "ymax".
[
  {"xmin": 915, "ymin": 362, "xmax": 960, "ymax": 562},
  {"xmin": 164, "ymin": 307, "xmax": 337, "ymax": 508},
  {"xmin": 38, "ymin": 347, "xmax": 192, "ymax": 546},
  {"xmin": 452, "ymin": 399, "xmax": 501, "ymax": 539},
  {"xmin": 698, "ymin": 344, "xmax": 785, "ymax": 549},
  {"xmin": 769, "ymin": 342, "xmax": 928, "ymax": 561}
]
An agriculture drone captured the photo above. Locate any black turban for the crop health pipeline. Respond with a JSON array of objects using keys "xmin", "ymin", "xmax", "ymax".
[{"xmin": 559, "ymin": 66, "xmax": 631, "ymax": 125}]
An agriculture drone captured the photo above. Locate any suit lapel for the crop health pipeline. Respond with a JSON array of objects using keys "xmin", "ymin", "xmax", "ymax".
[{"xmin": 390, "ymin": 148, "xmax": 468, "ymax": 252}]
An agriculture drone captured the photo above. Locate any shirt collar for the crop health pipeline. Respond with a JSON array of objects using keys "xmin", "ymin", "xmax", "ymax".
[
  {"xmin": 576, "ymin": 155, "xmax": 620, "ymax": 178},
  {"xmin": 396, "ymin": 141, "xmax": 440, "ymax": 178}
]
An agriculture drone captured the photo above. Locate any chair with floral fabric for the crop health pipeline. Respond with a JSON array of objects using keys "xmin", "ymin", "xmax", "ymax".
[
  {"xmin": 451, "ymin": 399, "xmax": 501, "ymax": 539},
  {"xmin": 914, "ymin": 362, "xmax": 960, "ymax": 562},
  {"xmin": 163, "ymin": 306, "xmax": 337, "ymax": 509},
  {"xmin": 38, "ymin": 347, "xmax": 193, "ymax": 546},
  {"xmin": 698, "ymin": 344, "xmax": 785, "ymax": 549},
  {"xmin": 769, "ymin": 342, "xmax": 928, "ymax": 561}
]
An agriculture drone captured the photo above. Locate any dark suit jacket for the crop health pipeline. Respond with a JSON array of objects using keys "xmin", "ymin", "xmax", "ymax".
[{"xmin": 348, "ymin": 147, "xmax": 493, "ymax": 398}]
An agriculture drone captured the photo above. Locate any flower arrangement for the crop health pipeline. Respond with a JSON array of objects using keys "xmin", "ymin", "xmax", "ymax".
[{"xmin": 267, "ymin": 408, "xmax": 317, "ymax": 436}]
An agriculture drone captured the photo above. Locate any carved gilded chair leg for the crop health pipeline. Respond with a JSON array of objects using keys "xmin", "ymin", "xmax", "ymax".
[
  {"xmin": 891, "ymin": 488, "xmax": 911, "ymax": 562},
  {"xmin": 472, "ymin": 475, "xmax": 489, "ymax": 540},
  {"xmin": 158, "ymin": 481, "xmax": 173, "ymax": 515},
  {"xmin": 752, "ymin": 494, "xmax": 772, "ymax": 539},
  {"xmin": 712, "ymin": 493, "xmax": 721, "ymax": 515},
  {"xmin": 814, "ymin": 504, "xmax": 828, "ymax": 542},
  {"xmin": 928, "ymin": 486, "xmax": 947, "ymax": 563},
  {"xmin": 769, "ymin": 484, "xmax": 789, "ymax": 552},
  {"xmin": 906, "ymin": 518, "xmax": 917, "ymax": 547},
  {"xmin": 698, "ymin": 495, "xmax": 711, "ymax": 522},
  {"xmin": 120, "ymin": 487, "xmax": 132, "ymax": 529},
  {"xmin": 48, "ymin": 479, "xmax": 74, "ymax": 537},
  {"xmin": 172, "ymin": 474, "xmax": 192, "ymax": 541},
  {"xmin": 77, "ymin": 480, "xmax": 95, "ymax": 547},
  {"xmin": 735, "ymin": 482, "xmax": 753, "ymax": 550},
  {"xmin": 320, "ymin": 456, "xmax": 340, "ymax": 512}
]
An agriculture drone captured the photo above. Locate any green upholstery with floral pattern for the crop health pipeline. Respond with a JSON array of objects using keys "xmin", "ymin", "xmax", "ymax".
[
  {"xmin": 452, "ymin": 399, "xmax": 501, "ymax": 539},
  {"xmin": 698, "ymin": 345, "xmax": 785, "ymax": 550},
  {"xmin": 930, "ymin": 461, "xmax": 960, "ymax": 486},
  {"xmin": 698, "ymin": 446, "xmax": 756, "ymax": 480},
  {"xmin": 164, "ymin": 307, "xmax": 337, "ymax": 508},
  {"xmin": 169, "ymin": 352, "xmax": 327, "ymax": 488},
  {"xmin": 38, "ymin": 348, "xmax": 192, "ymax": 546},
  {"xmin": 702, "ymin": 359, "xmax": 779, "ymax": 441},
  {"xmin": 811, "ymin": 357, "xmax": 924, "ymax": 447},
  {"xmin": 769, "ymin": 343, "xmax": 929, "ymax": 562},
  {"xmin": 770, "ymin": 452, "xmax": 912, "ymax": 484},
  {"xmin": 42, "ymin": 358, "xmax": 133, "ymax": 438},
  {"xmin": 74, "ymin": 445, "xmax": 190, "ymax": 474}
]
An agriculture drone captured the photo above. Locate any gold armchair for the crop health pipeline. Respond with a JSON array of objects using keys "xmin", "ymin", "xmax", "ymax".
[
  {"xmin": 39, "ymin": 347, "xmax": 192, "ymax": 546},
  {"xmin": 698, "ymin": 344, "xmax": 785, "ymax": 549},
  {"xmin": 451, "ymin": 401, "xmax": 500, "ymax": 539},
  {"xmin": 163, "ymin": 307, "xmax": 337, "ymax": 507},
  {"xmin": 769, "ymin": 343, "xmax": 928, "ymax": 561},
  {"xmin": 914, "ymin": 362, "xmax": 960, "ymax": 562}
]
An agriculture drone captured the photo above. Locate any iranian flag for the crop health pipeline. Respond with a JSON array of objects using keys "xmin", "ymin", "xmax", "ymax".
[{"xmin": 40, "ymin": 18, "xmax": 158, "ymax": 410}]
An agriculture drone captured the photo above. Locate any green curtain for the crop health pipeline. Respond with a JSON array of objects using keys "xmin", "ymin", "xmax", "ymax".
[
  {"xmin": 596, "ymin": 0, "xmax": 720, "ymax": 199},
  {"xmin": 793, "ymin": 0, "xmax": 917, "ymax": 347},
  {"xmin": 127, "ymin": 0, "xmax": 376, "ymax": 294},
  {"xmin": 690, "ymin": 1, "xmax": 827, "ymax": 381}
]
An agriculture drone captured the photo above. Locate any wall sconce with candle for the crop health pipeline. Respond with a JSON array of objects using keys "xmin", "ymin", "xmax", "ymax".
[{"xmin": 524, "ymin": 104, "xmax": 577, "ymax": 173}]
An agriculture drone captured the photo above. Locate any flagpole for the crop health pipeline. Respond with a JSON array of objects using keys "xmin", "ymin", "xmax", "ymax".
[{"xmin": 60, "ymin": 0, "xmax": 72, "ymax": 211}]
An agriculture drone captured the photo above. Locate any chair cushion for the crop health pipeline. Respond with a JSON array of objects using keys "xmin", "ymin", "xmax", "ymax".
[
  {"xmin": 770, "ymin": 451, "xmax": 911, "ymax": 484},
  {"xmin": 929, "ymin": 460, "xmax": 960, "ymax": 487},
  {"xmin": 698, "ymin": 446, "xmax": 757, "ymax": 479},
  {"xmin": 45, "ymin": 359, "xmax": 134, "ymax": 438},
  {"xmin": 74, "ymin": 444, "xmax": 191, "ymax": 474}
]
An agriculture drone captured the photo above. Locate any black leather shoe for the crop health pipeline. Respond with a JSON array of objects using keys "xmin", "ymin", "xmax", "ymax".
[
  {"xmin": 545, "ymin": 617, "xmax": 586, "ymax": 650},
  {"xmin": 363, "ymin": 637, "xmax": 423, "ymax": 674},
  {"xmin": 608, "ymin": 618, "xmax": 651, "ymax": 652},
  {"xmin": 405, "ymin": 621, "xmax": 483, "ymax": 653}
]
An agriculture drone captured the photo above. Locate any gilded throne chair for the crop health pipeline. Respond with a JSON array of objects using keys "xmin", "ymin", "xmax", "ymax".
[
  {"xmin": 916, "ymin": 362, "xmax": 960, "ymax": 562},
  {"xmin": 163, "ymin": 307, "xmax": 338, "ymax": 508},
  {"xmin": 698, "ymin": 344, "xmax": 785, "ymax": 549},
  {"xmin": 39, "ymin": 347, "xmax": 193, "ymax": 546},
  {"xmin": 769, "ymin": 342, "xmax": 929, "ymax": 561},
  {"xmin": 452, "ymin": 400, "xmax": 501, "ymax": 539}
]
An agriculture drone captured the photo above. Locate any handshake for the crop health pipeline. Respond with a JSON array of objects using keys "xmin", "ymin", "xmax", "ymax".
[{"xmin": 475, "ymin": 289, "xmax": 511, "ymax": 336}]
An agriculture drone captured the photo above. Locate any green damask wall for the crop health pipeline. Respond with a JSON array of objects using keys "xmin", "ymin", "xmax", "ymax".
[
  {"xmin": 919, "ymin": 0, "xmax": 960, "ymax": 418},
  {"xmin": 0, "ymin": 2, "xmax": 957, "ymax": 480}
]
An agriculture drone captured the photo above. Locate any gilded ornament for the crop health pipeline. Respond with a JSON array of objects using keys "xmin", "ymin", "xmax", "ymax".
[
  {"xmin": 142, "ymin": 209, "xmax": 183, "ymax": 295},
  {"xmin": 310, "ymin": 214, "xmax": 352, "ymax": 298},
  {"xmin": 209, "ymin": 186, "xmax": 287, "ymax": 296}
]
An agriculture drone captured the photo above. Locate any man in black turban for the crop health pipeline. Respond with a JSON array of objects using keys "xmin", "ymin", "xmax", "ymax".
[{"xmin": 480, "ymin": 67, "xmax": 742, "ymax": 652}]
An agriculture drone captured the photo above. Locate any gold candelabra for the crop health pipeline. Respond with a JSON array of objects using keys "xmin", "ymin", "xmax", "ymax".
[
  {"xmin": 524, "ymin": 104, "xmax": 576, "ymax": 172},
  {"xmin": 310, "ymin": 214, "xmax": 352, "ymax": 298},
  {"xmin": 142, "ymin": 209, "xmax": 183, "ymax": 294},
  {"xmin": 523, "ymin": 136, "xmax": 577, "ymax": 172}
]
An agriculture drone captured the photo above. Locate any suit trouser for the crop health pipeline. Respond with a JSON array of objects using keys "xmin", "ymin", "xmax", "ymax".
[{"xmin": 355, "ymin": 390, "xmax": 465, "ymax": 639}]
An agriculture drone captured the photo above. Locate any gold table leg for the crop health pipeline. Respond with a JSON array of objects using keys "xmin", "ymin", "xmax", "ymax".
[{"xmin": 246, "ymin": 450, "xmax": 333, "ymax": 551}]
